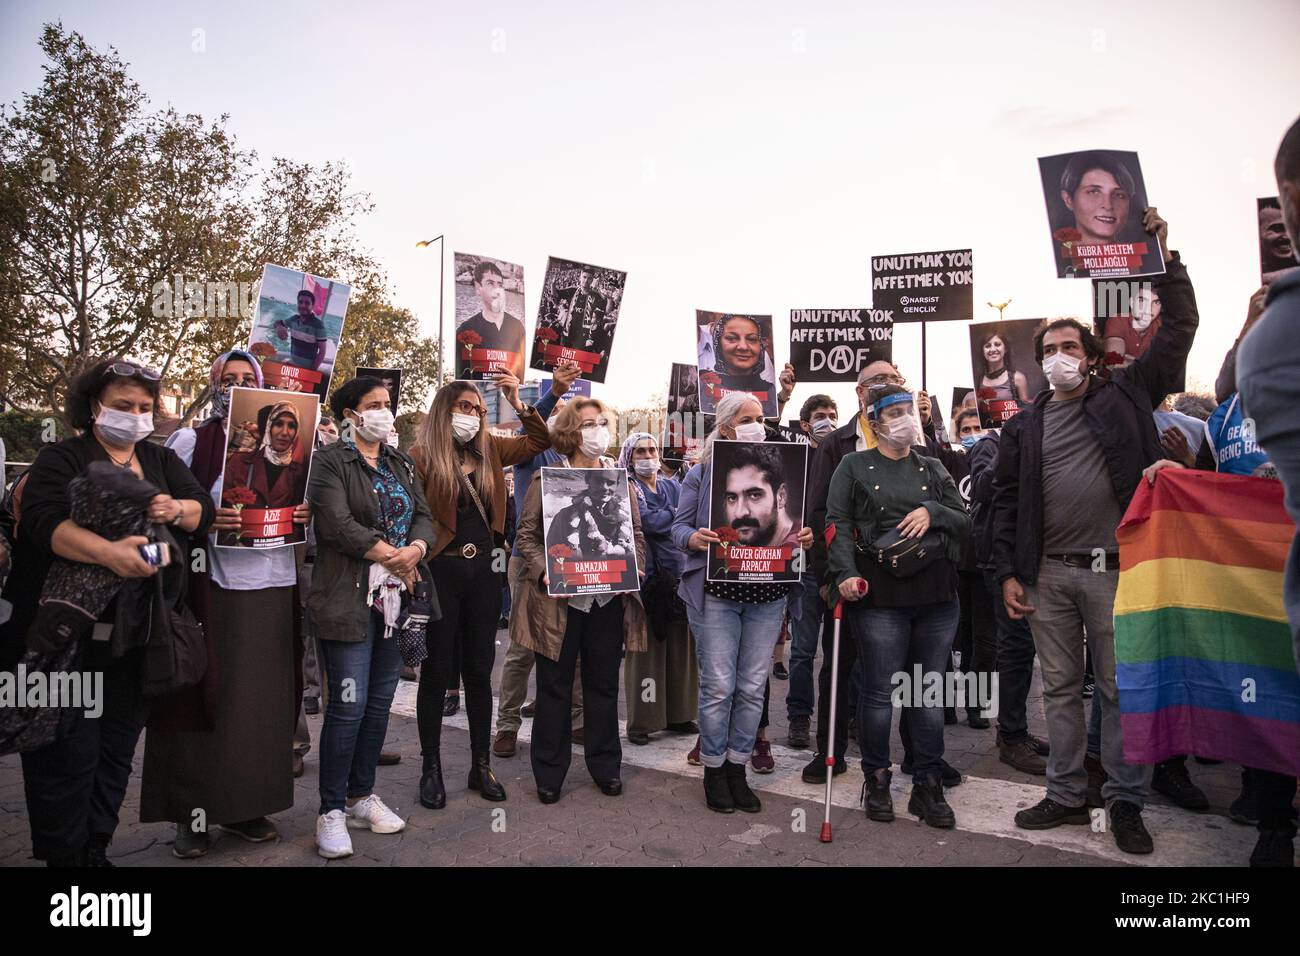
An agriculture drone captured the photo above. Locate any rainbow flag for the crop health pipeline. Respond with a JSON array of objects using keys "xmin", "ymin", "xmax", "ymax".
[{"xmin": 1114, "ymin": 469, "xmax": 1300, "ymax": 777}]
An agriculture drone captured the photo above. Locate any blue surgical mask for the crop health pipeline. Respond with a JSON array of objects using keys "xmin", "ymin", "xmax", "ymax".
[{"xmin": 960, "ymin": 434, "xmax": 981, "ymax": 450}]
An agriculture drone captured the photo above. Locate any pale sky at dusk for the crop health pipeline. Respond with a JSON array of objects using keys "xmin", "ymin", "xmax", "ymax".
[{"xmin": 4, "ymin": 0, "xmax": 1298, "ymax": 422}]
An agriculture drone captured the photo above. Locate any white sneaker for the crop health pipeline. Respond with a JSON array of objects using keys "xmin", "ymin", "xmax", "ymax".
[
  {"xmin": 345, "ymin": 793, "xmax": 406, "ymax": 834},
  {"xmin": 316, "ymin": 810, "xmax": 353, "ymax": 859}
]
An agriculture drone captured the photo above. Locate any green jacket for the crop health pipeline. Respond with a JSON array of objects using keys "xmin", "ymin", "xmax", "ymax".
[
  {"xmin": 307, "ymin": 441, "xmax": 436, "ymax": 643},
  {"xmin": 825, "ymin": 448, "xmax": 970, "ymax": 588}
]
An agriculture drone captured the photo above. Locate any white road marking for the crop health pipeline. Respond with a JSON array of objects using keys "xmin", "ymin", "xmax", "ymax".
[{"xmin": 391, "ymin": 684, "xmax": 1261, "ymax": 866}]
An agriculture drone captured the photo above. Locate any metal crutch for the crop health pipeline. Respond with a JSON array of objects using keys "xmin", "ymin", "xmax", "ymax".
[{"xmin": 821, "ymin": 579, "xmax": 866, "ymax": 843}]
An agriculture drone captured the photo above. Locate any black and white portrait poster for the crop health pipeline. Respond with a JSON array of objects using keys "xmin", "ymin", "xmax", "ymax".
[
  {"xmin": 246, "ymin": 264, "xmax": 351, "ymax": 398},
  {"xmin": 664, "ymin": 362, "xmax": 705, "ymax": 460},
  {"xmin": 530, "ymin": 257, "xmax": 627, "ymax": 384},
  {"xmin": 1259, "ymin": 197, "xmax": 1296, "ymax": 286},
  {"xmin": 696, "ymin": 311, "xmax": 778, "ymax": 418},
  {"xmin": 216, "ymin": 387, "xmax": 320, "ymax": 549},
  {"xmin": 355, "ymin": 367, "xmax": 402, "ymax": 414},
  {"xmin": 1037, "ymin": 150, "xmax": 1165, "ymax": 279},
  {"xmin": 967, "ymin": 320, "xmax": 1046, "ymax": 428},
  {"xmin": 788, "ymin": 308, "xmax": 893, "ymax": 382},
  {"xmin": 870, "ymin": 250, "xmax": 972, "ymax": 324},
  {"xmin": 706, "ymin": 440, "xmax": 808, "ymax": 584},
  {"xmin": 540, "ymin": 467, "xmax": 640, "ymax": 597},
  {"xmin": 453, "ymin": 252, "xmax": 526, "ymax": 380}
]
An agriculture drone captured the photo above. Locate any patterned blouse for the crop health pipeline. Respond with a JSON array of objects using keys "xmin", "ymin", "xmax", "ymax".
[{"xmin": 351, "ymin": 442, "xmax": 413, "ymax": 548}]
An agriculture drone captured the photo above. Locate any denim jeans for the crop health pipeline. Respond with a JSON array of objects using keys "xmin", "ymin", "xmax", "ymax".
[
  {"xmin": 786, "ymin": 575, "xmax": 829, "ymax": 721},
  {"xmin": 849, "ymin": 599, "xmax": 960, "ymax": 782},
  {"xmin": 318, "ymin": 612, "xmax": 404, "ymax": 814},
  {"xmin": 1025, "ymin": 558, "xmax": 1150, "ymax": 808},
  {"xmin": 688, "ymin": 594, "xmax": 786, "ymax": 767}
]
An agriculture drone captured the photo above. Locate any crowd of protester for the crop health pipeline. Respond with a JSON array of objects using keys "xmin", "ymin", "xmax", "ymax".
[{"xmin": 1, "ymin": 118, "xmax": 1298, "ymax": 868}]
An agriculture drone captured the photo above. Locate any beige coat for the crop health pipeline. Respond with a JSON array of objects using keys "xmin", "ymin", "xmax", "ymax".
[{"xmin": 511, "ymin": 473, "xmax": 649, "ymax": 661}]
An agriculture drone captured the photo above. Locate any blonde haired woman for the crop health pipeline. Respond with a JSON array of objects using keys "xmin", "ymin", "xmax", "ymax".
[{"xmin": 513, "ymin": 397, "xmax": 648, "ymax": 804}]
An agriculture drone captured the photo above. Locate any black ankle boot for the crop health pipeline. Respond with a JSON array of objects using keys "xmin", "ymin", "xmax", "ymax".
[
  {"xmin": 862, "ymin": 768, "xmax": 895, "ymax": 822},
  {"xmin": 908, "ymin": 772, "xmax": 956, "ymax": 829},
  {"xmin": 703, "ymin": 765, "xmax": 735, "ymax": 813},
  {"xmin": 468, "ymin": 753, "xmax": 507, "ymax": 802},
  {"xmin": 420, "ymin": 755, "xmax": 446, "ymax": 809},
  {"xmin": 86, "ymin": 835, "xmax": 114, "ymax": 867},
  {"xmin": 724, "ymin": 760, "xmax": 761, "ymax": 813}
]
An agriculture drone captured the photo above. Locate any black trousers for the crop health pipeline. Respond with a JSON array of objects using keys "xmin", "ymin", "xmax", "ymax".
[
  {"xmin": 417, "ymin": 552, "xmax": 502, "ymax": 758},
  {"xmin": 531, "ymin": 599, "xmax": 624, "ymax": 792},
  {"xmin": 21, "ymin": 647, "xmax": 148, "ymax": 861},
  {"xmin": 1250, "ymin": 767, "xmax": 1299, "ymax": 833},
  {"xmin": 984, "ymin": 569, "xmax": 1036, "ymax": 743},
  {"xmin": 955, "ymin": 570, "xmax": 997, "ymax": 713}
]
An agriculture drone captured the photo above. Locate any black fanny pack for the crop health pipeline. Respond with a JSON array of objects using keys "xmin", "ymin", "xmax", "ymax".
[{"xmin": 860, "ymin": 527, "xmax": 945, "ymax": 579}]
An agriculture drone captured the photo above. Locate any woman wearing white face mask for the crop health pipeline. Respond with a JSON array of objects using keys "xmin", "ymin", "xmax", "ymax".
[
  {"xmin": 143, "ymin": 349, "xmax": 314, "ymax": 860},
  {"xmin": 618, "ymin": 433, "xmax": 699, "ymax": 746},
  {"xmin": 825, "ymin": 385, "xmax": 970, "ymax": 830},
  {"xmin": 306, "ymin": 376, "xmax": 436, "ymax": 858},
  {"xmin": 670, "ymin": 393, "xmax": 816, "ymax": 813},
  {"xmin": 408, "ymin": 375, "xmax": 551, "ymax": 810},
  {"xmin": 1, "ymin": 358, "xmax": 213, "ymax": 867},
  {"xmin": 512, "ymin": 398, "xmax": 649, "ymax": 804}
]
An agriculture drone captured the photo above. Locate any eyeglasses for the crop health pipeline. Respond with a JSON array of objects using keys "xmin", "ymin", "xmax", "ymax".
[
  {"xmin": 861, "ymin": 373, "xmax": 906, "ymax": 388},
  {"xmin": 103, "ymin": 362, "xmax": 161, "ymax": 382},
  {"xmin": 578, "ymin": 418, "xmax": 611, "ymax": 431},
  {"xmin": 451, "ymin": 399, "xmax": 486, "ymax": 416}
]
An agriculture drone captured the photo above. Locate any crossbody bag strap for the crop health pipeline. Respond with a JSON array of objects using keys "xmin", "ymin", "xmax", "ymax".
[{"xmin": 456, "ymin": 467, "xmax": 492, "ymax": 533}]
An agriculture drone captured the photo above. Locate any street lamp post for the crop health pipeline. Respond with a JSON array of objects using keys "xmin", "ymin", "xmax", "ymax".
[{"xmin": 416, "ymin": 235, "xmax": 446, "ymax": 382}]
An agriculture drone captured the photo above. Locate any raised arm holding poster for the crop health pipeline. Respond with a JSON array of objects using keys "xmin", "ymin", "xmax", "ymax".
[
  {"xmin": 788, "ymin": 308, "xmax": 893, "ymax": 382},
  {"xmin": 530, "ymin": 257, "xmax": 627, "ymax": 383},
  {"xmin": 870, "ymin": 249, "xmax": 973, "ymax": 324},
  {"xmin": 706, "ymin": 440, "xmax": 807, "ymax": 583},
  {"xmin": 1038, "ymin": 150, "xmax": 1165, "ymax": 279},
  {"xmin": 216, "ymin": 386, "xmax": 319, "ymax": 549},
  {"xmin": 967, "ymin": 319, "xmax": 1047, "ymax": 428},
  {"xmin": 696, "ymin": 311, "xmax": 778, "ymax": 418},
  {"xmin": 246, "ymin": 264, "xmax": 350, "ymax": 398},
  {"xmin": 540, "ymin": 467, "xmax": 641, "ymax": 597},
  {"xmin": 453, "ymin": 252, "xmax": 526, "ymax": 380}
]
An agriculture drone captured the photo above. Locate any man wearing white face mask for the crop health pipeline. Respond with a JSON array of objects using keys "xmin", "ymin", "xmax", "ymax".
[
  {"xmin": 783, "ymin": 394, "xmax": 841, "ymax": 748},
  {"xmin": 992, "ymin": 209, "xmax": 1201, "ymax": 855}
]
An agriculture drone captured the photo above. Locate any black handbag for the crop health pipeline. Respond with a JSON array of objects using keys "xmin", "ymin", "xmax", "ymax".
[
  {"xmin": 141, "ymin": 571, "xmax": 208, "ymax": 697},
  {"xmin": 866, "ymin": 527, "xmax": 945, "ymax": 578}
]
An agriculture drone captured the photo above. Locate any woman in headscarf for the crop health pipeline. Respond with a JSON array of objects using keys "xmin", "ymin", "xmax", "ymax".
[
  {"xmin": 618, "ymin": 432, "xmax": 698, "ymax": 746},
  {"xmin": 140, "ymin": 349, "xmax": 309, "ymax": 859},
  {"xmin": 710, "ymin": 315, "xmax": 775, "ymax": 398},
  {"xmin": 222, "ymin": 400, "xmax": 309, "ymax": 509}
]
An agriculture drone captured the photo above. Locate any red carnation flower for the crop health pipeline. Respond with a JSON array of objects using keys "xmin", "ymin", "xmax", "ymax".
[
  {"xmin": 1053, "ymin": 227, "xmax": 1083, "ymax": 243},
  {"xmin": 714, "ymin": 526, "xmax": 740, "ymax": 544},
  {"xmin": 457, "ymin": 329, "xmax": 482, "ymax": 346},
  {"xmin": 223, "ymin": 486, "xmax": 258, "ymax": 507},
  {"xmin": 537, "ymin": 327, "xmax": 559, "ymax": 342},
  {"xmin": 548, "ymin": 543, "xmax": 574, "ymax": 559}
]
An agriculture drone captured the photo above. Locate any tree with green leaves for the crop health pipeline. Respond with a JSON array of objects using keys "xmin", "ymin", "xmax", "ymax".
[{"xmin": 0, "ymin": 22, "xmax": 441, "ymax": 429}]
